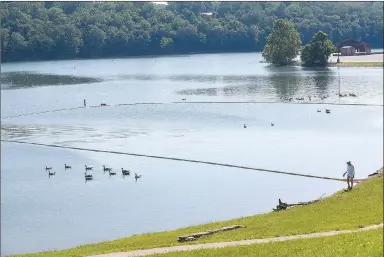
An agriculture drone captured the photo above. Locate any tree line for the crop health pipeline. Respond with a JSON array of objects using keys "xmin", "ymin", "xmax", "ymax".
[{"xmin": 0, "ymin": 1, "xmax": 383, "ymax": 62}]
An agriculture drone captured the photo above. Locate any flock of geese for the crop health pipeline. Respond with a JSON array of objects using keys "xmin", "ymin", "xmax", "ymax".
[
  {"xmin": 45, "ymin": 94, "xmax": 345, "ymax": 176},
  {"xmin": 281, "ymin": 92, "xmax": 357, "ymax": 102},
  {"xmin": 45, "ymin": 165, "xmax": 142, "ymax": 181},
  {"xmin": 183, "ymin": 93, "xmax": 357, "ymax": 103}
]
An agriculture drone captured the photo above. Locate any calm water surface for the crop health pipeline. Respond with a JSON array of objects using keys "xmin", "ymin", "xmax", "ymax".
[{"xmin": 1, "ymin": 52, "xmax": 383, "ymax": 256}]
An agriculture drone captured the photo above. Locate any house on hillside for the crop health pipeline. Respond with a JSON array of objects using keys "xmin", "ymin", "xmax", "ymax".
[
  {"xmin": 201, "ymin": 12, "xmax": 217, "ymax": 18},
  {"xmin": 152, "ymin": 2, "xmax": 168, "ymax": 5}
]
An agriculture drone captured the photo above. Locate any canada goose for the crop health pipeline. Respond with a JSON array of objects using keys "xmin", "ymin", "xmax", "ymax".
[
  {"xmin": 349, "ymin": 93, "xmax": 357, "ymax": 97},
  {"xmin": 48, "ymin": 170, "xmax": 56, "ymax": 176},
  {"xmin": 64, "ymin": 164, "xmax": 72, "ymax": 169},
  {"xmin": 84, "ymin": 172, "xmax": 93, "ymax": 180},
  {"xmin": 103, "ymin": 165, "xmax": 112, "ymax": 172},
  {"xmin": 182, "ymin": 98, "xmax": 186, "ymax": 101},
  {"xmin": 109, "ymin": 170, "xmax": 117, "ymax": 175},
  {"xmin": 325, "ymin": 109, "xmax": 331, "ymax": 114},
  {"xmin": 45, "ymin": 166, "xmax": 52, "ymax": 171},
  {"xmin": 278, "ymin": 199, "xmax": 288, "ymax": 208},
  {"xmin": 135, "ymin": 173, "xmax": 142, "ymax": 180},
  {"xmin": 317, "ymin": 109, "xmax": 321, "ymax": 113},
  {"xmin": 84, "ymin": 165, "xmax": 93, "ymax": 170},
  {"xmin": 368, "ymin": 171, "xmax": 379, "ymax": 177},
  {"xmin": 244, "ymin": 124, "xmax": 247, "ymax": 128},
  {"xmin": 271, "ymin": 122, "xmax": 274, "ymax": 127},
  {"xmin": 121, "ymin": 168, "xmax": 130, "ymax": 175}
]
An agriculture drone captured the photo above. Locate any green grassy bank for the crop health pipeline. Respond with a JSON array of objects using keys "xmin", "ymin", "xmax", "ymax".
[
  {"xmin": 336, "ymin": 62, "xmax": 384, "ymax": 67},
  {"xmin": 152, "ymin": 228, "xmax": 383, "ymax": 257},
  {"xmin": 11, "ymin": 175, "xmax": 383, "ymax": 257}
]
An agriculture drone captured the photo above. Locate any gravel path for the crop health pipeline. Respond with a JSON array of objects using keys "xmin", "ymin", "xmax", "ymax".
[{"xmin": 87, "ymin": 223, "xmax": 383, "ymax": 257}]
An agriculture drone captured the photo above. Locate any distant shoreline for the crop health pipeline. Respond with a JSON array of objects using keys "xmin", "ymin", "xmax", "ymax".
[
  {"xmin": 2, "ymin": 50, "xmax": 383, "ymax": 65},
  {"xmin": 0, "ymin": 49, "xmax": 259, "ymax": 64},
  {"xmin": 327, "ymin": 53, "xmax": 383, "ymax": 67}
]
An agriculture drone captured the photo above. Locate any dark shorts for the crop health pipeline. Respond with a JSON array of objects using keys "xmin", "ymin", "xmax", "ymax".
[{"xmin": 347, "ymin": 175, "xmax": 354, "ymax": 179}]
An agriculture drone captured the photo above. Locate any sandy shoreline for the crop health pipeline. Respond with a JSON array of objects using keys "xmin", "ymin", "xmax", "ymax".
[{"xmin": 329, "ymin": 53, "xmax": 383, "ymax": 63}]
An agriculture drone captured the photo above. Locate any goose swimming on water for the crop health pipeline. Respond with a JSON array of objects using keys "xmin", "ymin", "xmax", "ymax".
[
  {"xmin": 64, "ymin": 164, "xmax": 72, "ymax": 169},
  {"xmin": 103, "ymin": 165, "xmax": 112, "ymax": 172},
  {"xmin": 85, "ymin": 165, "xmax": 93, "ymax": 170},
  {"xmin": 135, "ymin": 173, "xmax": 142, "ymax": 180},
  {"xmin": 45, "ymin": 166, "xmax": 52, "ymax": 171},
  {"xmin": 109, "ymin": 170, "xmax": 117, "ymax": 175},
  {"xmin": 48, "ymin": 170, "xmax": 56, "ymax": 176},
  {"xmin": 121, "ymin": 168, "xmax": 130, "ymax": 175},
  {"xmin": 84, "ymin": 172, "xmax": 93, "ymax": 180}
]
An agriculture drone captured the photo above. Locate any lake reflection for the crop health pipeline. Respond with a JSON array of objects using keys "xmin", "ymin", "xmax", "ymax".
[
  {"xmin": 1, "ymin": 52, "xmax": 383, "ymax": 255},
  {"xmin": 1, "ymin": 72, "xmax": 102, "ymax": 90}
]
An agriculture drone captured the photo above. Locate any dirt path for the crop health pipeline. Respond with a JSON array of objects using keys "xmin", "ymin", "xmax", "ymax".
[{"xmin": 87, "ymin": 223, "xmax": 383, "ymax": 257}]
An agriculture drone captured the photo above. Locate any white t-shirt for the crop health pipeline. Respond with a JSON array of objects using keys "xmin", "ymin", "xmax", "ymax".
[{"xmin": 347, "ymin": 165, "xmax": 355, "ymax": 177}]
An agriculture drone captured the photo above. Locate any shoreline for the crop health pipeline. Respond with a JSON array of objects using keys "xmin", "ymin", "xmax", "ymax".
[
  {"xmin": 332, "ymin": 62, "xmax": 383, "ymax": 67},
  {"xmin": 0, "ymin": 50, "xmax": 260, "ymax": 64},
  {"xmin": 8, "ymin": 169, "xmax": 383, "ymax": 257},
  {"xmin": 1, "ymin": 50, "xmax": 383, "ymax": 65}
]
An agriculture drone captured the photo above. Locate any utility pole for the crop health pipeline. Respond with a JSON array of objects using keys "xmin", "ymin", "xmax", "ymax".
[
  {"xmin": 338, "ymin": 66, "xmax": 341, "ymax": 99},
  {"xmin": 336, "ymin": 24, "xmax": 340, "ymax": 63},
  {"xmin": 337, "ymin": 22, "xmax": 341, "ymax": 100}
]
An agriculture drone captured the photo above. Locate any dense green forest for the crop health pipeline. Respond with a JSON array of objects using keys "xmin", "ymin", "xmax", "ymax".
[{"xmin": 0, "ymin": 1, "xmax": 383, "ymax": 62}]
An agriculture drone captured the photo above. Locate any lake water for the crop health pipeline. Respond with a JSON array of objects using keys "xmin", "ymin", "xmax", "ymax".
[{"xmin": 1, "ymin": 52, "xmax": 383, "ymax": 256}]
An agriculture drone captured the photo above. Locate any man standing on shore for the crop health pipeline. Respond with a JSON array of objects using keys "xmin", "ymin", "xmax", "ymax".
[{"xmin": 343, "ymin": 161, "xmax": 355, "ymax": 190}]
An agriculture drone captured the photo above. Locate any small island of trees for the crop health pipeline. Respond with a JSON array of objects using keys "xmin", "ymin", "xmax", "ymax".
[{"xmin": 263, "ymin": 19, "xmax": 337, "ymax": 67}]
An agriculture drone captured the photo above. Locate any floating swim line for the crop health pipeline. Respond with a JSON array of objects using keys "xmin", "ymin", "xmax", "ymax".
[
  {"xmin": 1, "ymin": 100, "xmax": 383, "ymax": 120},
  {"xmin": 1, "ymin": 139, "xmax": 362, "ymax": 182}
]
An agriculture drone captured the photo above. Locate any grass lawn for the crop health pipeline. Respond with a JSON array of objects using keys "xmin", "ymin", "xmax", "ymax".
[
  {"xmin": 337, "ymin": 62, "xmax": 383, "ymax": 67},
  {"xmin": 10, "ymin": 176, "xmax": 383, "ymax": 257},
  {"xmin": 151, "ymin": 228, "xmax": 383, "ymax": 257}
]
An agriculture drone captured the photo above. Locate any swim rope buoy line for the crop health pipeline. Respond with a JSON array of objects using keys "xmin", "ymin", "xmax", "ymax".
[
  {"xmin": 1, "ymin": 139, "xmax": 364, "ymax": 183},
  {"xmin": 1, "ymin": 100, "xmax": 383, "ymax": 120}
]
